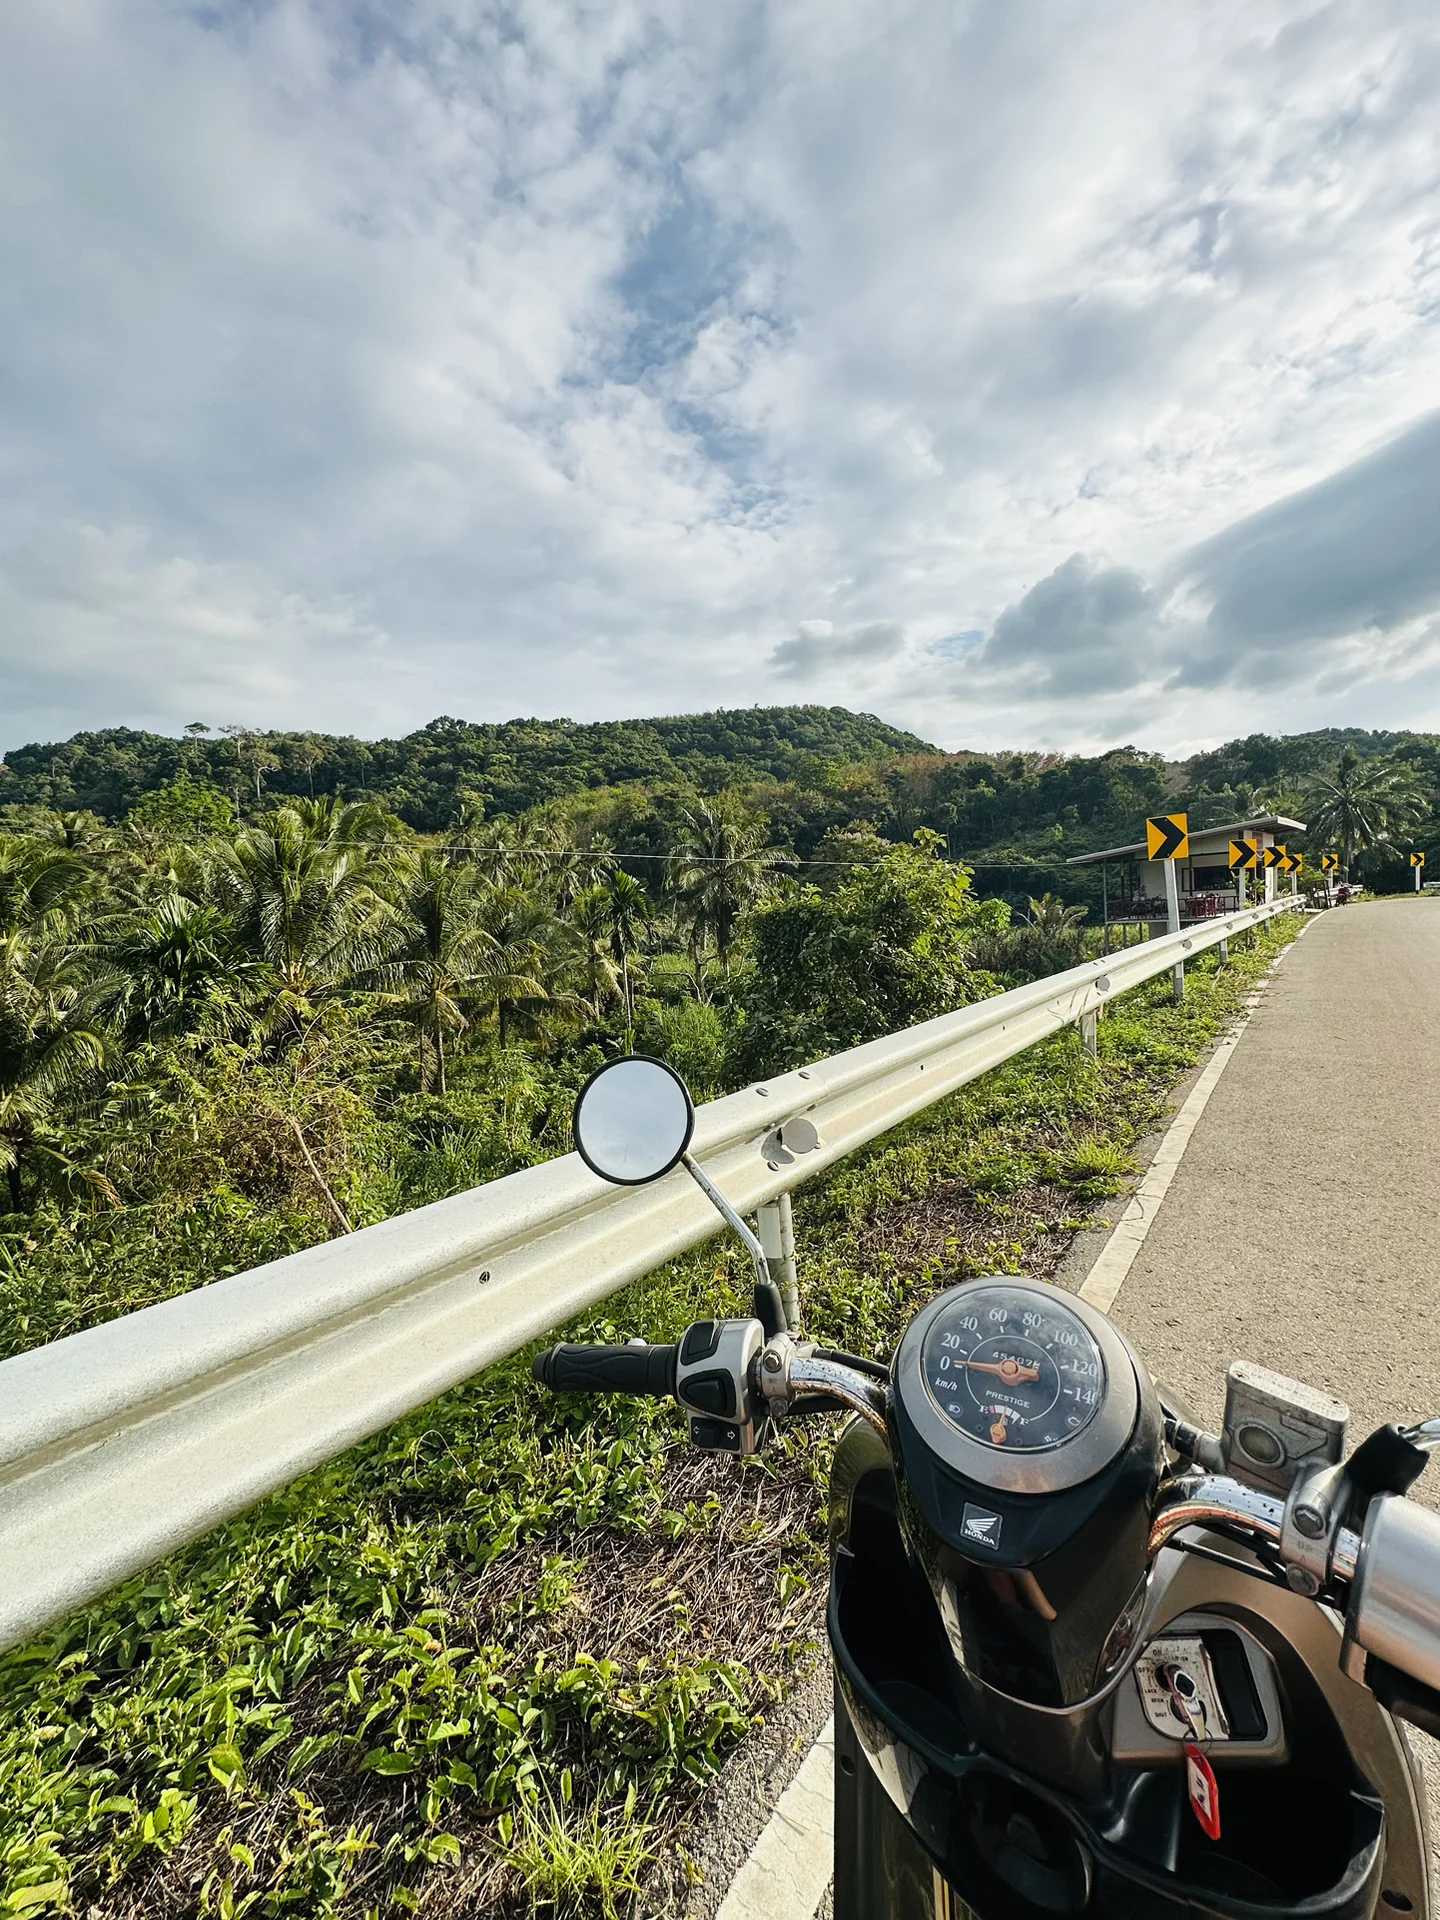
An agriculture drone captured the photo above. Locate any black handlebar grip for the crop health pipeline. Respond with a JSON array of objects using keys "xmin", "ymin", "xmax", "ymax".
[
  {"xmin": 533, "ymin": 1342, "xmax": 679, "ymax": 1398},
  {"xmin": 1344, "ymin": 1424, "xmax": 1430, "ymax": 1505}
]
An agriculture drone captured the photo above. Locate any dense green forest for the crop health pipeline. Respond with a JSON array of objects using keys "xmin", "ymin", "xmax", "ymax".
[
  {"xmin": 5, "ymin": 708, "xmax": 1439, "ymax": 901},
  {"xmin": 0, "ymin": 708, "xmax": 928, "ymax": 829},
  {"xmin": 0, "ymin": 707, "xmax": 1435, "ymax": 1916}
]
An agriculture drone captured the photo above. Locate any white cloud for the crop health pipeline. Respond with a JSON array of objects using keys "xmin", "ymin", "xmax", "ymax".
[{"xmin": 3, "ymin": 0, "xmax": 1440, "ymax": 754}]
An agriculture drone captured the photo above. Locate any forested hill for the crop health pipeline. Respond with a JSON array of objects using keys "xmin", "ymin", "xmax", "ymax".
[
  {"xmin": 0, "ymin": 706, "xmax": 931, "ymax": 828},
  {"xmin": 4, "ymin": 712, "xmax": 1438, "ymax": 879}
]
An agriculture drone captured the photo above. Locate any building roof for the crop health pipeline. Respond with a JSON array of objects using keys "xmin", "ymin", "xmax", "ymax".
[{"xmin": 1064, "ymin": 816, "xmax": 1308, "ymax": 866}]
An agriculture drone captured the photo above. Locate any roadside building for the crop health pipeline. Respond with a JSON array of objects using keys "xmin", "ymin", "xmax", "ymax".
[{"xmin": 1065, "ymin": 815, "xmax": 1307, "ymax": 942}]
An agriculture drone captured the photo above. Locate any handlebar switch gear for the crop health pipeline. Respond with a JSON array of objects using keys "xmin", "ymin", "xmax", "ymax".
[{"xmin": 676, "ymin": 1317, "xmax": 764, "ymax": 1455}]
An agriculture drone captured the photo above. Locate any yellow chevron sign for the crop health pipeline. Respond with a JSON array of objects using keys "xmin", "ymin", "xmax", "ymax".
[
  {"xmin": 1228, "ymin": 839, "xmax": 1260, "ymax": 870},
  {"xmin": 1411, "ymin": 851, "xmax": 1427, "ymax": 868},
  {"xmin": 1146, "ymin": 813, "xmax": 1189, "ymax": 861},
  {"xmin": 1321, "ymin": 854, "xmax": 1340, "ymax": 873}
]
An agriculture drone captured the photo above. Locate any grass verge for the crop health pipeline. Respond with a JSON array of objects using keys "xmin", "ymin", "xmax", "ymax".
[{"xmin": 0, "ymin": 919, "xmax": 1300, "ymax": 1920}]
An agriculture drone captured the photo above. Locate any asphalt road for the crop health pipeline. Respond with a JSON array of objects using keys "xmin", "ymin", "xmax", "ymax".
[
  {"xmin": 1103, "ymin": 896, "xmax": 1440, "ymax": 1888},
  {"xmin": 1106, "ymin": 897, "xmax": 1440, "ymax": 1476}
]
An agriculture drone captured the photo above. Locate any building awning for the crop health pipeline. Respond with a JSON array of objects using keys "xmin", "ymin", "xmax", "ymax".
[{"xmin": 1064, "ymin": 816, "xmax": 1308, "ymax": 867}]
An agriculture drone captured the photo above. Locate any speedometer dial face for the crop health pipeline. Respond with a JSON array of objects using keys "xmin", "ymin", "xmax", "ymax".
[{"xmin": 920, "ymin": 1284, "xmax": 1106, "ymax": 1451}]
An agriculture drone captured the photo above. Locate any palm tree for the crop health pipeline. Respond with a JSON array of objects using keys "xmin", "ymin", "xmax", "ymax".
[
  {"xmin": 600, "ymin": 870, "xmax": 651, "ymax": 1045},
  {"xmin": 0, "ymin": 836, "xmax": 94, "ymax": 946},
  {"xmin": 570, "ymin": 887, "xmax": 623, "ymax": 1023},
  {"xmin": 1013, "ymin": 894, "xmax": 1089, "ymax": 977},
  {"xmin": 452, "ymin": 814, "xmax": 526, "ymax": 886},
  {"xmin": 1227, "ymin": 785, "xmax": 1278, "ymax": 824},
  {"xmin": 0, "ymin": 949, "xmax": 112, "ymax": 1212},
  {"xmin": 0, "ymin": 837, "xmax": 111, "ymax": 1210},
  {"xmin": 547, "ymin": 835, "xmax": 612, "ymax": 915},
  {"xmin": 202, "ymin": 799, "xmax": 393, "ymax": 1037},
  {"xmin": 1304, "ymin": 750, "xmax": 1425, "ymax": 872},
  {"xmin": 474, "ymin": 886, "xmax": 562, "ymax": 1048},
  {"xmin": 670, "ymin": 803, "xmax": 782, "ymax": 970},
  {"xmin": 94, "ymin": 894, "xmax": 240, "ymax": 1043},
  {"xmin": 366, "ymin": 854, "xmax": 540, "ymax": 1094},
  {"xmin": 46, "ymin": 810, "xmax": 112, "ymax": 852}
]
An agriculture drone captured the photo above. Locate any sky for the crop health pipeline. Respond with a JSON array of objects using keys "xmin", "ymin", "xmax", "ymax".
[{"xmin": 3, "ymin": 0, "xmax": 1440, "ymax": 760}]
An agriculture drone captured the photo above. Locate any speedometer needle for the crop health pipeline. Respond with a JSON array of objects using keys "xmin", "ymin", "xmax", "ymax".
[{"xmin": 962, "ymin": 1358, "xmax": 1041, "ymax": 1384}]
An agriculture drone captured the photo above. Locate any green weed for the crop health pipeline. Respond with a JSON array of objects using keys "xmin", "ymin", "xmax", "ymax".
[{"xmin": 506, "ymin": 1787, "xmax": 653, "ymax": 1920}]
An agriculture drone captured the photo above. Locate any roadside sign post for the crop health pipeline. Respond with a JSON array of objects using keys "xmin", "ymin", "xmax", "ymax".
[
  {"xmin": 1147, "ymin": 813, "xmax": 1190, "ymax": 1003},
  {"xmin": 1228, "ymin": 840, "xmax": 1260, "ymax": 927},
  {"xmin": 1321, "ymin": 852, "xmax": 1340, "ymax": 905},
  {"xmin": 1412, "ymin": 851, "xmax": 1426, "ymax": 893}
]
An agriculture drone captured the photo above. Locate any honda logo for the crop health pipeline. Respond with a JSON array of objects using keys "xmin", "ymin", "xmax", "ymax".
[{"xmin": 962, "ymin": 1504, "xmax": 1002, "ymax": 1550}]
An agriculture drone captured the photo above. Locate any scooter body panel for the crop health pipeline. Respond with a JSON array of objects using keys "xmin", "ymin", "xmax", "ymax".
[{"xmin": 829, "ymin": 1420, "xmax": 1429, "ymax": 1919}]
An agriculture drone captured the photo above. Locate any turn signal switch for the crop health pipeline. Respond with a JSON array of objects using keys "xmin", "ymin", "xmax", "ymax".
[{"xmin": 674, "ymin": 1318, "xmax": 764, "ymax": 1455}]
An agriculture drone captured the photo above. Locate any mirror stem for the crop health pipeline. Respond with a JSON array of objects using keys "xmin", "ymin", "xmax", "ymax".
[{"xmin": 681, "ymin": 1154, "xmax": 787, "ymax": 1335}]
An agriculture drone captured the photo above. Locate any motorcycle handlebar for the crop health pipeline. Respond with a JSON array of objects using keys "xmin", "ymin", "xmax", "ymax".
[
  {"xmin": 533, "ymin": 1332, "xmax": 1440, "ymax": 1732},
  {"xmin": 533, "ymin": 1341, "xmax": 678, "ymax": 1398}
]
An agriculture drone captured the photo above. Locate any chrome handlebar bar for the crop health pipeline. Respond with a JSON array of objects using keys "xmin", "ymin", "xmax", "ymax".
[
  {"xmin": 1146, "ymin": 1470, "xmax": 1364, "ymax": 1586},
  {"xmin": 765, "ymin": 1349, "xmax": 890, "ymax": 1437}
]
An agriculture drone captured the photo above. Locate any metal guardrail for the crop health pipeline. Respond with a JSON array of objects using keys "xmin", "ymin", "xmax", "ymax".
[{"xmin": 0, "ymin": 898, "xmax": 1300, "ymax": 1653}]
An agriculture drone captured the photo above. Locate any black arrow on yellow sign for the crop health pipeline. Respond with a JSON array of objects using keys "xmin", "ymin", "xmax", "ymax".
[
  {"xmin": 1228, "ymin": 839, "xmax": 1260, "ymax": 870},
  {"xmin": 1146, "ymin": 813, "xmax": 1189, "ymax": 861},
  {"xmin": 1411, "ymin": 851, "xmax": 1427, "ymax": 868},
  {"xmin": 1321, "ymin": 854, "xmax": 1340, "ymax": 873},
  {"xmin": 1262, "ymin": 845, "xmax": 1284, "ymax": 869}
]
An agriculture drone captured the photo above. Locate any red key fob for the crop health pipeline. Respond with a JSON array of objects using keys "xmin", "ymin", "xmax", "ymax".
[{"xmin": 1184, "ymin": 1741, "xmax": 1222, "ymax": 1841}]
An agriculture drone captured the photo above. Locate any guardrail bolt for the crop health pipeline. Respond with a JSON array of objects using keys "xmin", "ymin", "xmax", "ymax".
[
  {"xmin": 762, "ymin": 1350, "xmax": 783, "ymax": 1374},
  {"xmin": 1294, "ymin": 1505, "xmax": 1326, "ymax": 1538}
]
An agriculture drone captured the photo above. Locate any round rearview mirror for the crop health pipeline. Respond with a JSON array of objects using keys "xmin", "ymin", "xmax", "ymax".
[{"xmin": 573, "ymin": 1055, "xmax": 695, "ymax": 1187}]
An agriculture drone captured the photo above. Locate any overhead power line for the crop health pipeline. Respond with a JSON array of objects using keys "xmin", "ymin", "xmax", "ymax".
[{"xmin": 27, "ymin": 840, "xmax": 1083, "ymax": 873}]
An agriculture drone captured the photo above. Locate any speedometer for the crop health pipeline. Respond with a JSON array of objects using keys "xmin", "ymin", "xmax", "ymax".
[{"xmin": 920, "ymin": 1283, "xmax": 1105, "ymax": 1451}]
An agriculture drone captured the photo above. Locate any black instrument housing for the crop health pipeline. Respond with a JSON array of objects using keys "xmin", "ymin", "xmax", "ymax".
[
  {"xmin": 889, "ymin": 1280, "xmax": 1164, "ymax": 1712},
  {"xmin": 829, "ymin": 1417, "xmax": 1389, "ymax": 1920}
]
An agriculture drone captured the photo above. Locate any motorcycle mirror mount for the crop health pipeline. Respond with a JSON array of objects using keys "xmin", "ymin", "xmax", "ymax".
[{"xmin": 571, "ymin": 1056, "xmax": 788, "ymax": 1337}]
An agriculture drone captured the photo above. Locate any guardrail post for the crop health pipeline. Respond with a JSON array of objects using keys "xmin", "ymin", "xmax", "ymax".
[
  {"xmin": 757, "ymin": 1194, "xmax": 800, "ymax": 1331},
  {"xmin": 1219, "ymin": 937, "xmax": 1229, "ymax": 966},
  {"xmin": 1080, "ymin": 1010, "xmax": 1099, "ymax": 1057},
  {"xmin": 1164, "ymin": 860, "xmax": 1184, "ymax": 1002}
]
